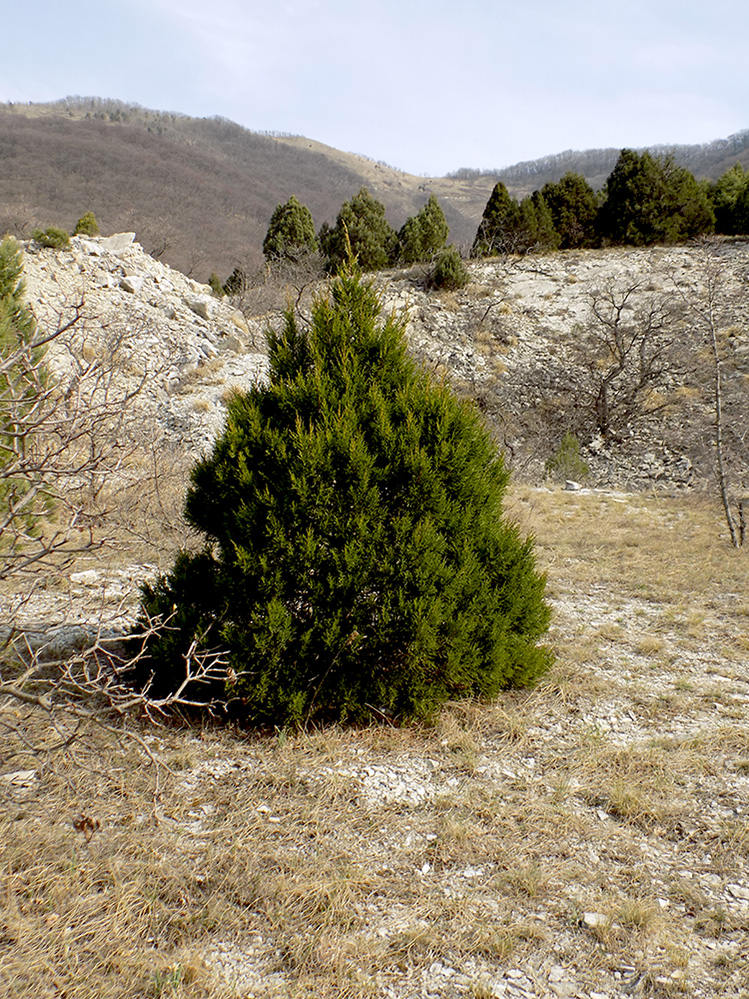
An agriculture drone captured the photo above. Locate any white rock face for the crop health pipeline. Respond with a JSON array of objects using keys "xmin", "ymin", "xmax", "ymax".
[
  {"xmin": 21, "ymin": 233, "xmax": 269, "ymax": 454},
  {"xmin": 100, "ymin": 232, "xmax": 136, "ymax": 254}
]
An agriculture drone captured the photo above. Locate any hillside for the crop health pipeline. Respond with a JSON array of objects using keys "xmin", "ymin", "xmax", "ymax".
[
  {"xmin": 0, "ymin": 98, "xmax": 486, "ymax": 280},
  {"xmin": 2, "ymin": 97, "xmax": 748, "ymax": 281},
  {"xmin": 477, "ymin": 130, "xmax": 749, "ymax": 197},
  {"xmin": 14, "ymin": 231, "xmax": 749, "ymax": 497}
]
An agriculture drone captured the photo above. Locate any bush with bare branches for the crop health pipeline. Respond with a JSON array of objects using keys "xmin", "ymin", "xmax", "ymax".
[{"xmin": 0, "ymin": 238, "xmax": 230, "ymax": 760}]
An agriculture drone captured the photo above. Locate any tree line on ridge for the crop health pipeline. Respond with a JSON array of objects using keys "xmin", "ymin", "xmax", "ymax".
[{"xmin": 218, "ymin": 150, "xmax": 749, "ymax": 295}]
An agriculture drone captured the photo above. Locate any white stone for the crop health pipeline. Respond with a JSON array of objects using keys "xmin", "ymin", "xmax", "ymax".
[
  {"xmin": 184, "ymin": 295, "xmax": 219, "ymax": 321},
  {"xmin": 120, "ymin": 275, "xmax": 145, "ymax": 294},
  {"xmin": 727, "ymin": 883, "xmax": 749, "ymax": 901},
  {"xmin": 0, "ymin": 769, "xmax": 37, "ymax": 786},
  {"xmin": 100, "ymin": 232, "xmax": 136, "ymax": 254}
]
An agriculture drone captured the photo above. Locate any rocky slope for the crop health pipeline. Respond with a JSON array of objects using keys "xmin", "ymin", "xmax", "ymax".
[
  {"xmin": 21, "ymin": 234, "xmax": 749, "ymax": 493},
  {"xmin": 381, "ymin": 242, "xmax": 749, "ymax": 491},
  {"xmin": 21, "ymin": 231, "xmax": 269, "ymax": 456}
]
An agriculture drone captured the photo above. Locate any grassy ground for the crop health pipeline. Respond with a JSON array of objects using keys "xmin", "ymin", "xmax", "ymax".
[{"xmin": 2, "ymin": 487, "xmax": 748, "ymax": 998}]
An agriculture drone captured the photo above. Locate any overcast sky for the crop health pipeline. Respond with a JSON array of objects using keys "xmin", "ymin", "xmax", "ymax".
[{"xmin": 3, "ymin": 0, "xmax": 748, "ymax": 176}]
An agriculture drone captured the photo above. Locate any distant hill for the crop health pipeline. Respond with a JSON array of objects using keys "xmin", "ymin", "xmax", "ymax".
[
  {"xmin": 0, "ymin": 98, "xmax": 492, "ymax": 279},
  {"xmin": 1, "ymin": 97, "xmax": 747, "ymax": 280},
  {"xmin": 467, "ymin": 130, "xmax": 749, "ymax": 195}
]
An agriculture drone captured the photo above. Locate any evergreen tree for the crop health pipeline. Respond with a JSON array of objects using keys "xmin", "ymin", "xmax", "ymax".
[
  {"xmin": 73, "ymin": 212, "xmax": 100, "ymax": 237},
  {"xmin": 208, "ymin": 272, "xmax": 225, "ymax": 297},
  {"xmin": 471, "ymin": 182, "xmax": 522, "ymax": 257},
  {"xmin": 396, "ymin": 214, "xmax": 423, "ymax": 265},
  {"xmin": 541, "ymin": 172, "xmax": 598, "ymax": 248},
  {"xmin": 317, "ymin": 222, "xmax": 336, "ymax": 266},
  {"xmin": 429, "ymin": 245, "xmax": 470, "ymax": 290},
  {"xmin": 659, "ymin": 159, "xmax": 714, "ymax": 241},
  {"xmin": 320, "ymin": 188, "xmax": 397, "ymax": 272},
  {"xmin": 223, "ymin": 266, "xmax": 247, "ymax": 296},
  {"xmin": 597, "ymin": 149, "xmax": 658, "ymax": 244},
  {"xmin": 136, "ymin": 264, "xmax": 551, "ymax": 727},
  {"xmin": 710, "ymin": 164, "xmax": 749, "ymax": 234},
  {"xmin": 32, "ymin": 226, "xmax": 70, "ymax": 250},
  {"xmin": 0, "ymin": 238, "xmax": 45, "ymax": 531},
  {"xmin": 0, "ymin": 238, "xmax": 35, "ymax": 343},
  {"xmin": 734, "ymin": 178, "xmax": 749, "ymax": 234},
  {"xmin": 397, "ymin": 194, "xmax": 450, "ymax": 264},
  {"xmin": 516, "ymin": 191, "xmax": 560, "ymax": 253},
  {"xmin": 262, "ymin": 195, "xmax": 318, "ymax": 264},
  {"xmin": 598, "ymin": 150, "xmax": 713, "ymax": 246},
  {"xmin": 530, "ymin": 190, "xmax": 560, "ymax": 250}
]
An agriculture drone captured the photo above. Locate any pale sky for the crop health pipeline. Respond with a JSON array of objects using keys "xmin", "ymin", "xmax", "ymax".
[{"xmin": 3, "ymin": 0, "xmax": 748, "ymax": 176}]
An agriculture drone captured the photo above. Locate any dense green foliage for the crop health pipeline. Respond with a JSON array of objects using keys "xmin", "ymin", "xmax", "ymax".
[
  {"xmin": 137, "ymin": 265, "xmax": 551, "ymax": 727},
  {"xmin": 208, "ymin": 272, "xmax": 225, "ymax": 297},
  {"xmin": 471, "ymin": 183, "xmax": 520, "ymax": 257},
  {"xmin": 516, "ymin": 191, "xmax": 560, "ymax": 252},
  {"xmin": 0, "ymin": 238, "xmax": 45, "ymax": 535},
  {"xmin": 540, "ymin": 173, "xmax": 598, "ymax": 248},
  {"xmin": 471, "ymin": 185, "xmax": 560, "ymax": 256},
  {"xmin": 735, "ymin": 181, "xmax": 749, "ymax": 235},
  {"xmin": 32, "ymin": 226, "xmax": 70, "ymax": 249},
  {"xmin": 319, "ymin": 188, "xmax": 397, "ymax": 272},
  {"xmin": 263, "ymin": 195, "xmax": 318, "ymax": 263},
  {"xmin": 597, "ymin": 150, "xmax": 714, "ymax": 245},
  {"xmin": 710, "ymin": 164, "xmax": 749, "ymax": 234},
  {"xmin": 73, "ymin": 211, "xmax": 100, "ymax": 236},
  {"xmin": 429, "ymin": 245, "xmax": 470, "ymax": 290},
  {"xmin": 0, "ymin": 239, "xmax": 34, "ymax": 341},
  {"xmin": 223, "ymin": 266, "xmax": 247, "ymax": 296},
  {"xmin": 397, "ymin": 195, "xmax": 450, "ymax": 264},
  {"xmin": 472, "ymin": 152, "xmax": 717, "ymax": 257}
]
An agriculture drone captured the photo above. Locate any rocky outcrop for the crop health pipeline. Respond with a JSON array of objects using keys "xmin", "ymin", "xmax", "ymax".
[
  {"xmin": 377, "ymin": 241, "xmax": 749, "ymax": 489},
  {"xmin": 21, "ymin": 233, "xmax": 269, "ymax": 454},
  {"xmin": 18, "ymin": 233, "xmax": 749, "ymax": 488}
]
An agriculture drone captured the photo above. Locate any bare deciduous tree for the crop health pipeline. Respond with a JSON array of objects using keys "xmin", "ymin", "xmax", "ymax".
[
  {"xmin": 539, "ymin": 277, "xmax": 685, "ymax": 444},
  {"xmin": 672, "ymin": 239, "xmax": 748, "ymax": 547}
]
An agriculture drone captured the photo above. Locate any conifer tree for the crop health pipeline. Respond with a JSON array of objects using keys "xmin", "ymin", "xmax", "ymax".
[
  {"xmin": 541, "ymin": 172, "xmax": 598, "ymax": 248},
  {"xmin": 710, "ymin": 164, "xmax": 748, "ymax": 234},
  {"xmin": 429, "ymin": 245, "xmax": 470, "ymax": 290},
  {"xmin": 516, "ymin": 192, "xmax": 560, "ymax": 253},
  {"xmin": 222, "ymin": 266, "xmax": 247, "ymax": 296},
  {"xmin": 471, "ymin": 183, "xmax": 521, "ymax": 257},
  {"xmin": 397, "ymin": 194, "xmax": 450, "ymax": 264},
  {"xmin": 263, "ymin": 195, "xmax": 318, "ymax": 263},
  {"xmin": 73, "ymin": 211, "xmax": 100, "ymax": 237},
  {"xmin": 598, "ymin": 150, "xmax": 713, "ymax": 245},
  {"xmin": 734, "ymin": 176, "xmax": 749, "ymax": 234},
  {"xmin": 659, "ymin": 158, "xmax": 715, "ymax": 241},
  {"xmin": 320, "ymin": 188, "xmax": 397, "ymax": 272},
  {"xmin": 137, "ymin": 263, "xmax": 552, "ymax": 727},
  {"xmin": 208, "ymin": 272, "xmax": 225, "ymax": 297}
]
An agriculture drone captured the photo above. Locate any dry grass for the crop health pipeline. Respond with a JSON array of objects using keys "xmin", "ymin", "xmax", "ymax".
[{"xmin": 2, "ymin": 486, "xmax": 749, "ymax": 997}]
